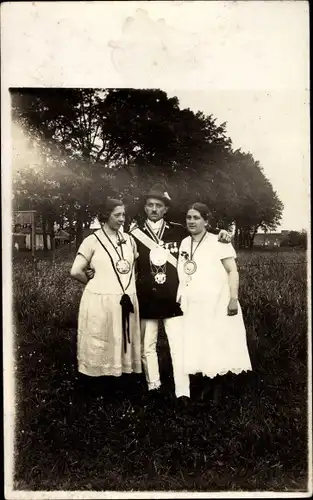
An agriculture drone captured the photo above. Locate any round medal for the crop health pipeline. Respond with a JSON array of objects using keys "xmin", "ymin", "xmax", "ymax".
[
  {"xmin": 184, "ymin": 260, "xmax": 197, "ymax": 275},
  {"xmin": 116, "ymin": 259, "xmax": 131, "ymax": 274},
  {"xmin": 150, "ymin": 246, "xmax": 168, "ymax": 266},
  {"xmin": 154, "ymin": 272, "xmax": 166, "ymax": 284}
]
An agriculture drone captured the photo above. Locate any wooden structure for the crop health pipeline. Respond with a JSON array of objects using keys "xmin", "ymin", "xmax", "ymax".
[
  {"xmin": 253, "ymin": 231, "xmax": 288, "ymax": 248},
  {"xmin": 13, "ymin": 210, "xmax": 36, "ymax": 257}
]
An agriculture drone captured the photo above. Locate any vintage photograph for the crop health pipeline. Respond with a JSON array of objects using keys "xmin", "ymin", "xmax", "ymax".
[
  {"xmin": 2, "ymin": 1, "xmax": 310, "ymax": 499},
  {"xmin": 9, "ymin": 86, "xmax": 309, "ymax": 493}
]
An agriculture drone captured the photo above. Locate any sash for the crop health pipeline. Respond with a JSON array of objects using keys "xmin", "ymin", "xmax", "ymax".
[
  {"xmin": 94, "ymin": 233, "xmax": 134, "ymax": 353},
  {"xmin": 144, "ymin": 220, "xmax": 166, "ymax": 244},
  {"xmin": 130, "ymin": 227, "xmax": 178, "ymax": 268}
]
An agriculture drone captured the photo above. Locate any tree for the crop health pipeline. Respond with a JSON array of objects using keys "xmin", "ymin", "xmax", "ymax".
[
  {"xmin": 281, "ymin": 230, "xmax": 307, "ymax": 249},
  {"xmin": 11, "ymin": 89, "xmax": 115, "ymax": 248},
  {"xmin": 11, "ymin": 88, "xmax": 283, "ymax": 249},
  {"xmin": 227, "ymin": 150, "xmax": 283, "ymax": 248}
]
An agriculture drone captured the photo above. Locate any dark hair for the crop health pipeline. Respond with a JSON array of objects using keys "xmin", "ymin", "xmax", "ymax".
[
  {"xmin": 187, "ymin": 202, "xmax": 212, "ymax": 222},
  {"xmin": 98, "ymin": 198, "xmax": 124, "ymax": 223}
]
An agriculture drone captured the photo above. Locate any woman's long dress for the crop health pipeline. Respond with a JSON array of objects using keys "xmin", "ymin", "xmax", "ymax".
[
  {"xmin": 76, "ymin": 229, "xmax": 142, "ymax": 377},
  {"xmin": 177, "ymin": 233, "xmax": 252, "ymax": 378}
]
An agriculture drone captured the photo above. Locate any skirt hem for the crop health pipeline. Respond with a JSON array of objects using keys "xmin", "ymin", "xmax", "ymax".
[
  {"xmin": 78, "ymin": 365, "xmax": 142, "ymax": 377},
  {"xmin": 185, "ymin": 367, "xmax": 252, "ymax": 378}
]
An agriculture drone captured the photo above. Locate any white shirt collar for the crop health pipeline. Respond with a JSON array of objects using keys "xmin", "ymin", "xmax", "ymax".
[{"xmin": 146, "ymin": 218, "xmax": 164, "ymax": 232}]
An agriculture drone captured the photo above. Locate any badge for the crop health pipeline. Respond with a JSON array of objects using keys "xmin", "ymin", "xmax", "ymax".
[
  {"xmin": 185, "ymin": 275, "xmax": 192, "ymax": 284},
  {"xmin": 154, "ymin": 272, "xmax": 166, "ymax": 284},
  {"xmin": 184, "ymin": 260, "xmax": 197, "ymax": 275},
  {"xmin": 116, "ymin": 259, "xmax": 131, "ymax": 274},
  {"xmin": 150, "ymin": 246, "xmax": 168, "ymax": 266}
]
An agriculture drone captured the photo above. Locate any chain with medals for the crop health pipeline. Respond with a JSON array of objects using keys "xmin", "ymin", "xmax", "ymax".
[
  {"xmin": 145, "ymin": 220, "xmax": 168, "ymax": 284},
  {"xmin": 184, "ymin": 231, "xmax": 207, "ymax": 283},
  {"xmin": 101, "ymin": 228, "xmax": 131, "ymax": 274}
]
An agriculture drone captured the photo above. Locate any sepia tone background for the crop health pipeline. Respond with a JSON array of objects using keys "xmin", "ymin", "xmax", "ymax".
[{"xmin": 2, "ymin": 1, "xmax": 310, "ymax": 498}]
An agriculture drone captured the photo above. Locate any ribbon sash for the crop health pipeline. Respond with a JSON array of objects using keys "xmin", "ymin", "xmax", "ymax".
[
  {"xmin": 130, "ymin": 227, "xmax": 178, "ymax": 268},
  {"xmin": 144, "ymin": 220, "xmax": 166, "ymax": 244},
  {"xmin": 94, "ymin": 233, "xmax": 134, "ymax": 353}
]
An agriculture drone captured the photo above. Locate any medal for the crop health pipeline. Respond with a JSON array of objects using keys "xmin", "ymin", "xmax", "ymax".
[
  {"xmin": 116, "ymin": 259, "xmax": 131, "ymax": 274},
  {"xmin": 183, "ymin": 231, "xmax": 207, "ymax": 278},
  {"xmin": 145, "ymin": 221, "xmax": 170, "ymax": 285},
  {"xmin": 154, "ymin": 272, "xmax": 166, "ymax": 284},
  {"xmin": 101, "ymin": 228, "xmax": 132, "ymax": 274},
  {"xmin": 150, "ymin": 246, "xmax": 167, "ymax": 283},
  {"xmin": 184, "ymin": 260, "xmax": 197, "ymax": 275},
  {"xmin": 150, "ymin": 246, "xmax": 168, "ymax": 266},
  {"xmin": 185, "ymin": 275, "xmax": 192, "ymax": 284}
]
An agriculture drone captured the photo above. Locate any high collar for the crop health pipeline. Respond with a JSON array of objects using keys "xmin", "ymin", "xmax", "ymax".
[{"xmin": 145, "ymin": 218, "xmax": 164, "ymax": 232}]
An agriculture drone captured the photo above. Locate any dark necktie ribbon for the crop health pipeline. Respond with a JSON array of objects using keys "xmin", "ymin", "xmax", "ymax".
[{"xmin": 120, "ymin": 294, "xmax": 134, "ymax": 352}]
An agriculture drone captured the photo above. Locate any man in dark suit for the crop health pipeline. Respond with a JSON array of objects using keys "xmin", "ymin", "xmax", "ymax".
[{"xmin": 129, "ymin": 184, "xmax": 230, "ymax": 402}]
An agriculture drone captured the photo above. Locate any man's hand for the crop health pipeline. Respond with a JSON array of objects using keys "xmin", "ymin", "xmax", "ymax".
[
  {"xmin": 85, "ymin": 267, "xmax": 95, "ymax": 280},
  {"xmin": 218, "ymin": 229, "xmax": 232, "ymax": 243},
  {"xmin": 227, "ymin": 298, "xmax": 238, "ymax": 316}
]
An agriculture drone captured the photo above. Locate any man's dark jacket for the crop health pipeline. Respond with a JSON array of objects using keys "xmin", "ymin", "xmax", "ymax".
[{"xmin": 130, "ymin": 220, "xmax": 186, "ymax": 319}]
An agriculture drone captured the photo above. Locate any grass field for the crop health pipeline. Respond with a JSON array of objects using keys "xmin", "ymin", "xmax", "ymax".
[{"xmin": 12, "ymin": 249, "xmax": 308, "ymax": 492}]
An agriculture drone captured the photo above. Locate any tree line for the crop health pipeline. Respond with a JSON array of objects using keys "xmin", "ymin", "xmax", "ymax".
[
  {"xmin": 280, "ymin": 231, "xmax": 307, "ymax": 249},
  {"xmin": 11, "ymin": 88, "xmax": 283, "ymax": 249}
]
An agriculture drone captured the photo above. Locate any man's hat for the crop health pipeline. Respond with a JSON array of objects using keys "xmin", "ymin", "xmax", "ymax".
[{"xmin": 144, "ymin": 183, "xmax": 171, "ymax": 205}]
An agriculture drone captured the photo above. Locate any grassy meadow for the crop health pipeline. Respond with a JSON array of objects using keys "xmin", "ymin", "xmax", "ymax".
[{"xmin": 12, "ymin": 249, "xmax": 308, "ymax": 492}]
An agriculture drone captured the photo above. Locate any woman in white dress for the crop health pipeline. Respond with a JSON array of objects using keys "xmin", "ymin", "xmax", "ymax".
[
  {"xmin": 70, "ymin": 199, "xmax": 142, "ymax": 380},
  {"xmin": 177, "ymin": 203, "xmax": 252, "ymax": 400}
]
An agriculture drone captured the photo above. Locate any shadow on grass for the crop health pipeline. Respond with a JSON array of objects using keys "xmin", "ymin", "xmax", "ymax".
[{"xmin": 13, "ymin": 321, "xmax": 308, "ymax": 492}]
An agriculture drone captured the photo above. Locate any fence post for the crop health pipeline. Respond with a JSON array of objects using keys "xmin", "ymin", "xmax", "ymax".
[
  {"xmin": 52, "ymin": 233, "xmax": 56, "ymax": 263},
  {"xmin": 31, "ymin": 211, "xmax": 37, "ymax": 271}
]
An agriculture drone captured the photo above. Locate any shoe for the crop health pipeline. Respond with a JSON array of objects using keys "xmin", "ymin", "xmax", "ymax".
[
  {"xmin": 213, "ymin": 384, "xmax": 222, "ymax": 406},
  {"xmin": 148, "ymin": 386, "xmax": 162, "ymax": 396},
  {"xmin": 175, "ymin": 395, "xmax": 190, "ymax": 410},
  {"xmin": 144, "ymin": 387, "xmax": 163, "ymax": 405},
  {"xmin": 199, "ymin": 384, "xmax": 212, "ymax": 402}
]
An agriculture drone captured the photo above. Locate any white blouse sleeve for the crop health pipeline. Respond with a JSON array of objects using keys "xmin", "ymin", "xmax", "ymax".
[
  {"xmin": 77, "ymin": 235, "xmax": 95, "ymax": 264},
  {"xmin": 217, "ymin": 241, "xmax": 237, "ymax": 261}
]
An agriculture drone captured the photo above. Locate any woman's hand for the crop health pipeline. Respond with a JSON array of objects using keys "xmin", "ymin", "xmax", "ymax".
[
  {"xmin": 85, "ymin": 267, "xmax": 95, "ymax": 280},
  {"xmin": 227, "ymin": 298, "xmax": 238, "ymax": 316},
  {"xmin": 218, "ymin": 230, "xmax": 232, "ymax": 243}
]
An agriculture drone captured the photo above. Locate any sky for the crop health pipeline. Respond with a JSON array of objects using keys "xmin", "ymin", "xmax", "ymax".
[
  {"xmin": 3, "ymin": 1, "xmax": 310, "ymax": 232},
  {"xmin": 166, "ymin": 89, "xmax": 310, "ymax": 232}
]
